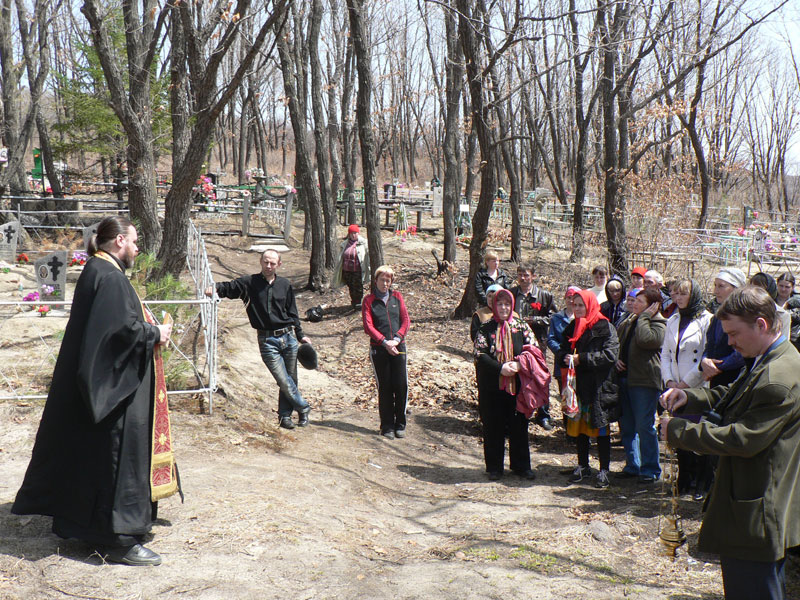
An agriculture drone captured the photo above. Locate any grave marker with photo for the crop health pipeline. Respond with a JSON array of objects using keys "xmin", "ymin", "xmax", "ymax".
[{"xmin": 35, "ymin": 251, "xmax": 68, "ymax": 301}]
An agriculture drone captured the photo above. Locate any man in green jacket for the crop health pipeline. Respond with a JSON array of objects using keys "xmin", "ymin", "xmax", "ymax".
[{"xmin": 660, "ymin": 286, "xmax": 800, "ymax": 600}]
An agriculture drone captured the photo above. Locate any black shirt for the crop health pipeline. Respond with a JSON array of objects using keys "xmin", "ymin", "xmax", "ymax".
[{"xmin": 216, "ymin": 273, "xmax": 304, "ymax": 338}]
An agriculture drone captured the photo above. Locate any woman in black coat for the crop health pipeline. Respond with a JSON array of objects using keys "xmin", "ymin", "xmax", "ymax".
[
  {"xmin": 557, "ymin": 289, "xmax": 619, "ymax": 488},
  {"xmin": 474, "ymin": 289, "xmax": 537, "ymax": 481}
]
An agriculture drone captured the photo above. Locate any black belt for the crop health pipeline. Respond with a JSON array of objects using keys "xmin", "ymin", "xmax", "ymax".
[{"xmin": 257, "ymin": 326, "xmax": 294, "ymax": 337}]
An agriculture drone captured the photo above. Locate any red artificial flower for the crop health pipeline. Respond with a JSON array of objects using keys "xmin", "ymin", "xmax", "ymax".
[
  {"xmin": 530, "ymin": 302, "xmax": 542, "ymax": 311},
  {"xmin": 17, "ymin": 253, "xmax": 29, "ymax": 263}
]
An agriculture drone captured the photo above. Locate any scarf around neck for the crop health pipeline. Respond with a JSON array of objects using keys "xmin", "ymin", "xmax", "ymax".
[{"xmin": 493, "ymin": 289, "xmax": 517, "ymax": 395}]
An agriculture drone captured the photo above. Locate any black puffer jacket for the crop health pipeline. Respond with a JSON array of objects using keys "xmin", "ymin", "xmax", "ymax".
[
  {"xmin": 784, "ymin": 294, "xmax": 800, "ymax": 350},
  {"xmin": 557, "ymin": 318, "xmax": 620, "ymax": 428}
]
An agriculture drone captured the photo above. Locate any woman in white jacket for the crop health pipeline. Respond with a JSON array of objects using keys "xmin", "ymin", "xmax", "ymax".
[
  {"xmin": 661, "ymin": 279, "xmax": 712, "ymax": 391},
  {"xmin": 660, "ymin": 278, "xmax": 712, "ymax": 496}
]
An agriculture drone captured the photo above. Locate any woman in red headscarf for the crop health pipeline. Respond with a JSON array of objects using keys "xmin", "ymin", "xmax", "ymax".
[
  {"xmin": 557, "ymin": 289, "xmax": 619, "ymax": 488},
  {"xmin": 473, "ymin": 289, "xmax": 538, "ymax": 481}
]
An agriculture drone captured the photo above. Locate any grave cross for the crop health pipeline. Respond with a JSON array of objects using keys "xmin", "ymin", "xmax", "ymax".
[
  {"xmin": 3, "ymin": 225, "xmax": 13, "ymax": 243},
  {"xmin": 47, "ymin": 255, "xmax": 64, "ymax": 281}
]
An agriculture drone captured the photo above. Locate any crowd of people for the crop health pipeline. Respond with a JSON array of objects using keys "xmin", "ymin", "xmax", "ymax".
[
  {"xmin": 471, "ymin": 253, "xmax": 800, "ymax": 489},
  {"xmin": 471, "ymin": 252, "xmax": 800, "ymax": 599}
]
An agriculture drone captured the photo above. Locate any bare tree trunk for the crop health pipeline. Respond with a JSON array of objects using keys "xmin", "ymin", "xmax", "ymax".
[
  {"xmin": 155, "ymin": 0, "xmax": 288, "ymax": 278},
  {"xmin": 452, "ymin": 0, "xmax": 498, "ymax": 319},
  {"xmin": 276, "ymin": 13, "xmax": 326, "ymax": 289},
  {"xmin": 309, "ymin": 0, "xmax": 335, "ymax": 268},
  {"xmin": 347, "ymin": 0, "xmax": 384, "ymax": 277},
  {"xmin": 81, "ymin": 0, "xmax": 164, "ymax": 253},
  {"xmin": 441, "ymin": 2, "xmax": 463, "ymax": 264}
]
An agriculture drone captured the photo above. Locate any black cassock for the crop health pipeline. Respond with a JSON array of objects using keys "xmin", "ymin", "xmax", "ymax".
[{"xmin": 13, "ymin": 253, "xmax": 161, "ymax": 546}]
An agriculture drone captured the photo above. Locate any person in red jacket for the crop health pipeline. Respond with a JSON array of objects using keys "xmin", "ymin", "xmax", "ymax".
[{"xmin": 362, "ymin": 265, "xmax": 410, "ymax": 439}]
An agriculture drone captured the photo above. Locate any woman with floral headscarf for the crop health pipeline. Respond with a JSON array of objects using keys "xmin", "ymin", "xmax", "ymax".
[
  {"xmin": 557, "ymin": 290, "xmax": 619, "ymax": 488},
  {"xmin": 474, "ymin": 289, "xmax": 537, "ymax": 481}
]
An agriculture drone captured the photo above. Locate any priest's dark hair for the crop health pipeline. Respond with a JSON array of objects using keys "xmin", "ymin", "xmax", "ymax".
[{"xmin": 88, "ymin": 216, "xmax": 134, "ymax": 256}]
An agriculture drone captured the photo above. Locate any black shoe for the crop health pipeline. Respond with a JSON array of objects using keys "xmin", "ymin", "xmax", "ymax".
[
  {"xmin": 537, "ymin": 418, "xmax": 554, "ymax": 431},
  {"xmin": 279, "ymin": 417, "xmax": 296, "ymax": 430},
  {"xmin": 613, "ymin": 470, "xmax": 639, "ymax": 480},
  {"xmin": 513, "ymin": 469, "xmax": 537, "ymax": 480},
  {"xmin": 693, "ymin": 491, "xmax": 706, "ymax": 501},
  {"xmin": 638, "ymin": 475, "xmax": 658, "ymax": 484},
  {"xmin": 104, "ymin": 544, "xmax": 162, "ymax": 566},
  {"xmin": 487, "ymin": 471, "xmax": 502, "ymax": 481},
  {"xmin": 297, "ymin": 406, "xmax": 311, "ymax": 427},
  {"xmin": 595, "ymin": 470, "xmax": 610, "ymax": 489},
  {"xmin": 381, "ymin": 430, "xmax": 395, "ymax": 439},
  {"xmin": 394, "ymin": 428, "xmax": 406, "ymax": 439},
  {"xmin": 568, "ymin": 466, "xmax": 591, "ymax": 483}
]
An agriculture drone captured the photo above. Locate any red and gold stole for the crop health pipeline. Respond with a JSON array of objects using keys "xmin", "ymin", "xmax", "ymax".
[
  {"xmin": 143, "ymin": 308, "xmax": 179, "ymax": 501},
  {"xmin": 95, "ymin": 251, "xmax": 179, "ymax": 501}
]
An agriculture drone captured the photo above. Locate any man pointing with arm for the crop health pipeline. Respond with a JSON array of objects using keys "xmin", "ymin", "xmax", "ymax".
[{"xmin": 206, "ymin": 249, "xmax": 312, "ymax": 429}]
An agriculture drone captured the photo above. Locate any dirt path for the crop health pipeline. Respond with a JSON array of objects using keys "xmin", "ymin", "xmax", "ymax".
[{"xmin": 1, "ymin": 224, "xmax": 798, "ymax": 599}]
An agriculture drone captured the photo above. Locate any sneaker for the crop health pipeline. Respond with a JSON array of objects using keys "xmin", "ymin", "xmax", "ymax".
[
  {"xmin": 568, "ymin": 466, "xmax": 590, "ymax": 483},
  {"xmin": 595, "ymin": 469, "xmax": 610, "ymax": 489},
  {"xmin": 381, "ymin": 430, "xmax": 395, "ymax": 440},
  {"xmin": 394, "ymin": 428, "xmax": 406, "ymax": 439}
]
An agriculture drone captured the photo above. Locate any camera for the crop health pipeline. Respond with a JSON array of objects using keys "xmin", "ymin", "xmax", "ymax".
[{"xmin": 700, "ymin": 410, "xmax": 723, "ymax": 426}]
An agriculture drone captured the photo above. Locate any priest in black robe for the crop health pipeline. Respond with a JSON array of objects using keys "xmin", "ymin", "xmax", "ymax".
[{"xmin": 12, "ymin": 216, "xmax": 172, "ymax": 566}]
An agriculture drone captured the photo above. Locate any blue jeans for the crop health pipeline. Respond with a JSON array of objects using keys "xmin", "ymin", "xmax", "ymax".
[
  {"xmin": 619, "ymin": 383, "xmax": 661, "ymax": 478},
  {"xmin": 258, "ymin": 332, "xmax": 309, "ymax": 418}
]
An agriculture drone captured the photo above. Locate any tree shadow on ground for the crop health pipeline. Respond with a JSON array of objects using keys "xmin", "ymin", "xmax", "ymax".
[
  {"xmin": 0, "ymin": 503, "xmax": 100, "ymax": 565},
  {"xmin": 415, "ymin": 414, "xmax": 478, "ymax": 437},
  {"xmin": 314, "ymin": 418, "xmax": 376, "ymax": 437},
  {"xmin": 396, "ymin": 464, "xmax": 486, "ymax": 485},
  {"xmin": 530, "ymin": 463, "xmax": 689, "ymax": 520},
  {"xmin": 435, "ymin": 344, "xmax": 473, "ymax": 361}
]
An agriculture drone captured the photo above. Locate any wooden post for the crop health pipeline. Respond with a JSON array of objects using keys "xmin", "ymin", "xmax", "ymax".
[{"xmin": 241, "ymin": 193, "xmax": 251, "ymax": 237}]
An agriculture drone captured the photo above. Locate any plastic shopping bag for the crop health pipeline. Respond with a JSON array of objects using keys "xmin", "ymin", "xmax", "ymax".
[{"xmin": 561, "ymin": 354, "xmax": 580, "ymax": 419}]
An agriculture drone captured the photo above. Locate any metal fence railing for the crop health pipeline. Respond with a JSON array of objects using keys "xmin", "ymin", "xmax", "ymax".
[{"xmin": 0, "ymin": 219, "xmax": 219, "ymax": 414}]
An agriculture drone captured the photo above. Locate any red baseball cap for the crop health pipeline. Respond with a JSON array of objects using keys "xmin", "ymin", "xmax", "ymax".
[
  {"xmin": 631, "ymin": 267, "xmax": 647, "ymax": 277},
  {"xmin": 348, "ymin": 224, "xmax": 360, "ymax": 234}
]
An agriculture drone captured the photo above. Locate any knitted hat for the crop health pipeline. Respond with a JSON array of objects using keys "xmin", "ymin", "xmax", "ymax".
[
  {"xmin": 716, "ymin": 267, "xmax": 746, "ymax": 289},
  {"xmin": 348, "ymin": 224, "xmax": 360, "ymax": 234},
  {"xmin": 486, "ymin": 283, "xmax": 504, "ymax": 295},
  {"xmin": 627, "ymin": 287, "xmax": 642, "ymax": 299}
]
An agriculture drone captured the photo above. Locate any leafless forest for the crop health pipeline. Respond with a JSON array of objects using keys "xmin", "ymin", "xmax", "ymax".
[{"xmin": 1, "ymin": 0, "xmax": 799, "ymax": 312}]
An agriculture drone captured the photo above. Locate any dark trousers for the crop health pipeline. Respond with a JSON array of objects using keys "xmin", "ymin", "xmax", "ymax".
[
  {"xmin": 478, "ymin": 390, "xmax": 531, "ymax": 473},
  {"xmin": 370, "ymin": 345, "xmax": 407, "ymax": 433},
  {"xmin": 341, "ymin": 269, "xmax": 364, "ymax": 306},
  {"xmin": 720, "ymin": 555, "xmax": 786, "ymax": 600},
  {"xmin": 576, "ymin": 433, "xmax": 611, "ymax": 471}
]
